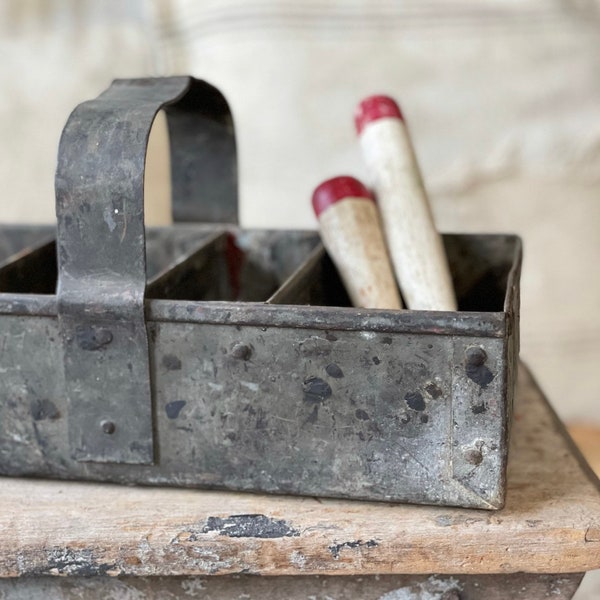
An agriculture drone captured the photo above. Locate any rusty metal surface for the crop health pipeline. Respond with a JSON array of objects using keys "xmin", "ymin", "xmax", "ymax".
[{"xmin": 0, "ymin": 77, "xmax": 522, "ymax": 509}]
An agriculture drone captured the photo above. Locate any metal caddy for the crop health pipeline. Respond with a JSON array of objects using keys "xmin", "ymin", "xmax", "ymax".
[{"xmin": 0, "ymin": 77, "xmax": 521, "ymax": 509}]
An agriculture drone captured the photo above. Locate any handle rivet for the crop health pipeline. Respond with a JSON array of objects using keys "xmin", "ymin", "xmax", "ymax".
[
  {"xmin": 101, "ymin": 420, "xmax": 116, "ymax": 435},
  {"xmin": 231, "ymin": 343, "xmax": 252, "ymax": 360},
  {"xmin": 465, "ymin": 346, "xmax": 487, "ymax": 367}
]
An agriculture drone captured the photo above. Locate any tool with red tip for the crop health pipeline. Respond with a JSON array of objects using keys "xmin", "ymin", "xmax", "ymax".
[
  {"xmin": 312, "ymin": 176, "xmax": 402, "ymax": 310},
  {"xmin": 355, "ymin": 95, "xmax": 457, "ymax": 311}
]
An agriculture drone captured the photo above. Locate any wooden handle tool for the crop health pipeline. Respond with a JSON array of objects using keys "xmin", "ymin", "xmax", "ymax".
[
  {"xmin": 312, "ymin": 176, "xmax": 403, "ymax": 310},
  {"xmin": 355, "ymin": 95, "xmax": 457, "ymax": 311}
]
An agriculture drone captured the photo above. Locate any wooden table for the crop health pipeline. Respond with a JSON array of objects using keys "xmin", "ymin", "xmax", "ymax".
[{"xmin": 0, "ymin": 364, "xmax": 598, "ymax": 599}]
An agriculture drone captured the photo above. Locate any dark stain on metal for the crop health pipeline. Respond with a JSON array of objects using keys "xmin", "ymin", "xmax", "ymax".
[
  {"xmin": 302, "ymin": 377, "xmax": 332, "ymax": 404},
  {"xmin": 231, "ymin": 342, "xmax": 252, "ymax": 360},
  {"xmin": 466, "ymin": 364, "xmax": 494, "ymax": 388},
  {"xmin": 420, "ymin": 414, "xmax": 429, "ymax": 424},
  {"xmin": 30, "ymin": 398, "xmax": 60, "ymax": 421},
  {"xmin": 425, "ymin": 381, "xmax": 443, "ymax": 399},
  {"xmin": 381, "ymin": 336, "xmax": 393, "ymax": 345},
  {"xmin": 304, "ymin": 405, "xmax": 319, "ymax": 425},
  {"xmin": 465, "ymin": 345, "xmax": 494, "ymax": 388},
  {"xmin": 162, "ymin": 354, "xmax": 182, "ymax": 371},
  {"xmin": 75, "ymin": 325, "xmax": 113, "ymax": 351},
  {"xmin": 472, "ymin": 402, "xmax": 487, "ymax": 415},
  {"xmin": 355, "ymin": 409, "xmax": 370, "ymax": 421},
  {"xmin": 201, "ymin": 514, "xmax": 299, "ymax": 538},
  {"xmin": 372, "ymin": 356, "xmax": 381, "ymax": 365},
  {"xmin": 325, "ymin": 332, "xmax": 338, "ymax": 342},
  {"xmin": 165, "ymin": 400, "xmax": 187, "ymax": 419},
  {"xmin": 328, "ymin": 539, "xmax": 378, "ymax": 559},
  {"xmin": 400, "ymin": 414, "xmax": 411, "ymax": 424},
  {"xmin": 255, "ymin": 407, "xmax": 268, "ymax": 430},
  {"xmin": 405, "ymin": 391, "xmax": 426, "ymax": 412},
  {"xmin": 325, "ymin": 363, "xmax": 344, "ymax": 378}
]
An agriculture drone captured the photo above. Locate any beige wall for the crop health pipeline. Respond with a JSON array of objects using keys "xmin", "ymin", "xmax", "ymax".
[{"xmin": 1, "ymin": 0, "xmax": 599, "ymax": 427}]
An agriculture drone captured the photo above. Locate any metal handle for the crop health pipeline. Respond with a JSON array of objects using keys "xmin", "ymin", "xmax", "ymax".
[{"xmin": 55, "ymin": 77, "xmax": 236, "ymax": 464}]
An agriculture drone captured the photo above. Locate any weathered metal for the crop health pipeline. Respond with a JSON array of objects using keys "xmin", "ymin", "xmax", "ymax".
[
  {"xmin": 0, "ymin": 77, "xmax": 521, "ymax": 509},
  {"xmin": 0, "ymin": 573, "xmax": 586, "ymax": 600}
]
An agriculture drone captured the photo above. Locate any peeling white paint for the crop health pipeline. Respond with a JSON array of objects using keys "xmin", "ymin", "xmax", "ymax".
[
  {"xmin": 102, "ymin": 582, "xmax": 147, "ymax": 600},
  {"xmin": 103, "ymin": 206, "xmax": 117, "ymax": 232},
  {"xmin": 180, "ymin": 578, "xmax": 207, "ymax": 595},
  {"xmin": 289, "ymin": 550, "xmax": 306, "ymax": 568},
  {"xmin": 240, "ymin": 381, "xmax": 259, "ymax": 392},
  {"xmin": 359, "ymin": 331, "xmax": 377, "ymax": 340}
]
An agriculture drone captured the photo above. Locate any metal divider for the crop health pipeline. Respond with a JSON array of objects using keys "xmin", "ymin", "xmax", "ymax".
[
  {"xmin": 0, "ymin": 239, "xmax": 57, "ymax": 295},
  {"xmin": 266, "ymin": 244, "xmax": 351, "ymax": 308},
  {"xmin": 148, "ymin": 229, "xmax": 325, "ymax": 304}
]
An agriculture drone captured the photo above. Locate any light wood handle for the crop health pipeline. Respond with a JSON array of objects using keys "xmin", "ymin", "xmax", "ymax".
[
  {"xmin": 356, "ymin": 96, "xmax": 457, "ymax": 311},
  {"xmin": 312, "ymin": 176, "xmax": 403, "ymax": 310}
]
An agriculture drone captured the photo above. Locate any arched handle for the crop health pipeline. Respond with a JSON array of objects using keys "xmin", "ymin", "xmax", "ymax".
[{"xmin": 55, "ymin": 77, "xmax": 236, "ymax": 464}]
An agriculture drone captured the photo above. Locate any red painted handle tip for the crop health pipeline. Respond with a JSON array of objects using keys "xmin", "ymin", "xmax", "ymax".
[
  {"xmin": 312, "ymin": 176, "xmax": 374, "ymax": 218},
  {"xmin": 355, "ymin": 95, "xmax": 403, "ymax": 134}
]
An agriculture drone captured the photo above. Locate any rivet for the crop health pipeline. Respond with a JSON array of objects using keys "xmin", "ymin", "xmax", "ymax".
[
  {"xmin": 231, "ymin": 342, "xmax": 252, "ymax": 360},
  {"xmin": 464, "ymin": 448, "xmax": 483, "ymax": 466},
  {"xmin": 465, "ymin": 346, "xmax": 487, "ymax": 367},
  {"xmin": 101, "ymin": 420, "xmax": 116, "ymax": 435}
]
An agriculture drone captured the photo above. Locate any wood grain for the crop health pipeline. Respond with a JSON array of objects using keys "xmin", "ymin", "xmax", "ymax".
[
  {"xmin": 567, "ymin": 424, "xmax": 600, "ymax": 477},
  {"xmin": 0, "ymin": 363, "xmax": 598, "ymax": 579}
]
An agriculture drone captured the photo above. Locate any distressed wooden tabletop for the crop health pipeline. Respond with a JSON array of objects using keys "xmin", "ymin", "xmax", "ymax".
[{"xmin": 0, "ymin": 363, "xmax": 598, "ymax": 578}]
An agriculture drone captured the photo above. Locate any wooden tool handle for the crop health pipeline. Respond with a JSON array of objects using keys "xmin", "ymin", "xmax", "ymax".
[
  {"xmin": 356, "ymin": 96, "xmax": 457, "ymax": 311},
  {"xmin": 312, "ymin": 176, "xmax": 403, "ymax": 310}
]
